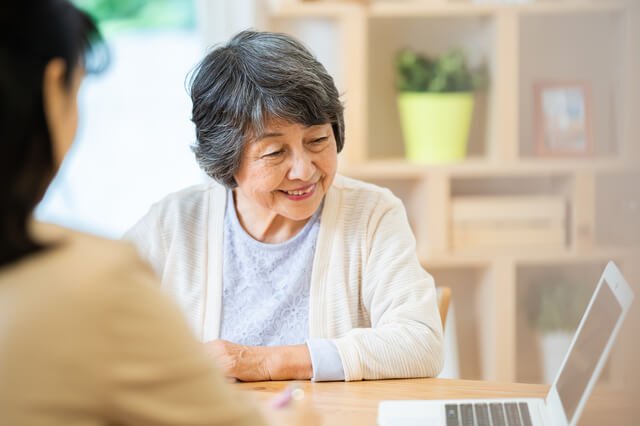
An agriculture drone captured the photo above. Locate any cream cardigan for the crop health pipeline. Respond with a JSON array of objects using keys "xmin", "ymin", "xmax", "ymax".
[{"xmin": 125, "ymin": 175, "xmax": 444, "ymax": 381}]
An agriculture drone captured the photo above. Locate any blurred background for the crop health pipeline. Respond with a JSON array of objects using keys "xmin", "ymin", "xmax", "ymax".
[
  {"xmin": 36, "ymin": 0, "xmax": 639, "ymax": 423},
  {"xmin": 36, "ymin": 0, "xmax": 205, "ymax": 236}
]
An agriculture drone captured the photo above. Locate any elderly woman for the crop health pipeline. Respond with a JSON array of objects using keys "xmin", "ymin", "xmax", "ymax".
[{"xmin": 125, "ymin": 30, "xmax": 443, "ymax": 382}]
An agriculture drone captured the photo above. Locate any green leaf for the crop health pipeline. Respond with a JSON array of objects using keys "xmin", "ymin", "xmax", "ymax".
[{"xmin": 394, "ymin": 47, "xmax": 488, "ymax": 93}]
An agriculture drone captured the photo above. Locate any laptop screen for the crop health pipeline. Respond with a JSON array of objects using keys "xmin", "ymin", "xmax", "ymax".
[{"xmin": 555, "ymin": 279, "xmax": 622, "ymax": 421}]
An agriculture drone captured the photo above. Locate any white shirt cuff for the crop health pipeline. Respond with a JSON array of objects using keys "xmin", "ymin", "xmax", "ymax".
[{"xmin": 306, "ymin": 338, "xmax": 345, "ymax": 382}]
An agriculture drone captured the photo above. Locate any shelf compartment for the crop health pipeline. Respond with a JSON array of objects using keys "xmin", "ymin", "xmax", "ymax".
[
  {"xmin": 518, "ymin": 9, "xmax": 627, "ymax": 158},
  {"xmin": 515, "ymin": 262, "xmax": 610, "ymax": 385},
  {"xmin": 451, "ymin": 195, "xmax": 566, "ymax": 251},
  {"xmin": 366, "ymin": 15, "xmax": 495, "ymax": 161}
]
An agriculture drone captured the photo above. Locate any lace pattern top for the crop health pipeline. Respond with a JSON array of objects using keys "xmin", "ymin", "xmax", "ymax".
[{"xmin": 219, "ymin": 191, "xmax": 321, "ymax": 347}]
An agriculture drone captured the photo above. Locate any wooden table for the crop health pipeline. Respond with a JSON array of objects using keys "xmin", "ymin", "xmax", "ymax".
[
  {"xmin": 236, "ymin": 378, "xmax": 549, "ymax": 425},
  {"xmin": 237, "ymin": 378, "xmax": 636, "ymax": 426}
]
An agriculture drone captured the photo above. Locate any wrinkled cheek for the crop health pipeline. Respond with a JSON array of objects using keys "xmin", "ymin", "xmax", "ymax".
[{"xmin": 322, "ymin": 173, "xmax": 335, "ymax": 193}]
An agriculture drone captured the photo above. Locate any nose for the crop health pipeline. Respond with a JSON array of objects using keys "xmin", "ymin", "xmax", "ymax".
[{"xmin": 287, "ymin": 150, "xmax": 316, "ymax": 182}]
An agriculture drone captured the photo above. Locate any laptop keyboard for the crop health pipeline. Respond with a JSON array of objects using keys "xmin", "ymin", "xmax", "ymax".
[{"xmin": 445, "ymin": 402, "xmax": 533, "ymax": 426}]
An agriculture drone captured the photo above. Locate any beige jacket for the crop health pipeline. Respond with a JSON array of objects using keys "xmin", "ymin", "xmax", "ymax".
[
  {"xmin": 125, "ymin": 175, "xmax": 444, "ymax": 381},
  {"xmin": 0, "ymin": 224, "xmax": 264, "ymax": 426}
]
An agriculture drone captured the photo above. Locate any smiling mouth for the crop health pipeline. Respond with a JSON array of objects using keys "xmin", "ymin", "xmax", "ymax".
[{"xmin": 280, "ymin": 183, "xmax": 316, "ymax": 196}]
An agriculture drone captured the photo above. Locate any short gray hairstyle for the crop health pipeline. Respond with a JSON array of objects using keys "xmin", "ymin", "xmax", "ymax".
[{"xmin": 189, "ymin": 30, "xmax": 345, "ymax": 188}]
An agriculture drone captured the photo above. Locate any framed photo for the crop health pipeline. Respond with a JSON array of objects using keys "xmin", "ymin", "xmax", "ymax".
[{"xmin": 535, "ymin": 82, "xmax": 593, "ymax": 157}]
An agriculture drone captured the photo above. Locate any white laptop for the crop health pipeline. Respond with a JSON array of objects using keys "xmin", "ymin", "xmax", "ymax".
[{"xmin": 378, "ymin": 261, "xmax": 634, "ymax": 426}]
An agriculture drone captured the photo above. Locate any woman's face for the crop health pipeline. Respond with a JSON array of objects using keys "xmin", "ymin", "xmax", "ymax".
[{"xmin": 234, "ymin": 119, "xmax": 338, "ymax": 222}]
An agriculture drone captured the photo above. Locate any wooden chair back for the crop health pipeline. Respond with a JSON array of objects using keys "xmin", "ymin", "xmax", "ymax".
[{"xmin": 437, "ymin": 286, "xmax": 451, "ymax": 331}]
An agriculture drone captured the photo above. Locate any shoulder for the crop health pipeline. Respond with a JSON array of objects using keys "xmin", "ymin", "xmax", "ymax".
[
  {"xmin": 37, "ymin": 224, "xmax": 157, "ymax": 295},
  {"xmin": 0, "ymin": 227, "xmax": 168, "ymax": 415},
  {"xmin": 130, "ymin": 181, "xmax": 226, "ymax": 237},
  {"xmin": 329, "ymin": 174, "xmax": 403, "ymax": 216},
  {"xmin": 1, "ymin": 225, "xmax": 162, "ymax": 340},
  {"xmin": 147, "ymin": 181, "xmax": 223, "ymax": 219}
]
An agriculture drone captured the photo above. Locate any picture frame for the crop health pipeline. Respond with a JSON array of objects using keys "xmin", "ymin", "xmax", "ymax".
[{"xmin": 534, "ymin": 82, "xmax": 593, "ymax": 157}]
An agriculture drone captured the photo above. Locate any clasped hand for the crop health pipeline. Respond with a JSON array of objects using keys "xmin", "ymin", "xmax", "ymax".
[
  {"xmin": 205, "ymin": 339, "xmax": 272, "ymax": 381},
  {"xmin": 204, "ymin": 339, "xmax": 313, "ymax": 382}
]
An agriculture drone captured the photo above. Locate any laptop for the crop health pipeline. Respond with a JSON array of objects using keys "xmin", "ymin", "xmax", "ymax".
[{"xmin": 378, "ymin": 261, "xmax": 634, "ymax": 426}]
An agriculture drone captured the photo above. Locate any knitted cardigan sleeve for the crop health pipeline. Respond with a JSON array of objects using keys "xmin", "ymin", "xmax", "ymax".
[{"xmin": 333, "ymin": 195, "xmax": 444, "ymax": 381}]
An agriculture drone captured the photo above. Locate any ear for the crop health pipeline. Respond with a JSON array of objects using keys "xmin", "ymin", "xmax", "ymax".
[
  {"xmin": 43, "ymin": 58, "xmax": 67, "ymax": 127},
  {"xmin": 42, "ymin": 58, "xmax": 72, "ymax": 167}
]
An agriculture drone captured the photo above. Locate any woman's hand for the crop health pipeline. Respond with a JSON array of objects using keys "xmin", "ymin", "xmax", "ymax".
[
  {"xmin": 204, "ymin": 340, "xmax": 270, "ymax": 381},
  {"xmin": 204, "ymin": 340, "xmax": 313, "ymax": 381}
]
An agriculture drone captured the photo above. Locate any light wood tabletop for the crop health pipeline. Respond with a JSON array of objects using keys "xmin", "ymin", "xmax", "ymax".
[{"xmin": 236, "ymin": 378, "xmax": 549, "ymax": 425}]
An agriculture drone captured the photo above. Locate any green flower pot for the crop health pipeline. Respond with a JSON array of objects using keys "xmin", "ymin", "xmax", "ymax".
[{"xmin": 397, "ymin": 92, "xmax": 475, "ymax": 164}]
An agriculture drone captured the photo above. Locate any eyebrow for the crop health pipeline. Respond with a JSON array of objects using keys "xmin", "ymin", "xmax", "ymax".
[
  {"xmin": 260, "ymin": 132, "xmax": 284, "ymax": 139},
  {"xmin": 257, "ymin": 124, "xmax": 327, "ymax": 141}
]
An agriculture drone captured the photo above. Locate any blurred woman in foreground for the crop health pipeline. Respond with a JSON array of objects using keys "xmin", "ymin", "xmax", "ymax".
[{"xmin": 0, "ymin": 1, "xmax": 264, "ymax": 424}]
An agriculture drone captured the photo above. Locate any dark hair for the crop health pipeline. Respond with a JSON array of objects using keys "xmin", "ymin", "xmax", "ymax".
[
  {"xmin": 0, "ymin": 0, "xmax": 106, "ymax": 267},
  {"xmin": 189, "ymin": 30, "xmax": 345, "ymax": 188}
]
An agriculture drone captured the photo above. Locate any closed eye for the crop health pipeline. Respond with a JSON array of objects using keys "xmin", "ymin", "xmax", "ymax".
[
  {"xmin": 263, "ymin": 150, "xmax": 284, "ymax": 158},
  {"xmin": 310, "ymin": 137, "xmax": 328, "ymax": 144}
]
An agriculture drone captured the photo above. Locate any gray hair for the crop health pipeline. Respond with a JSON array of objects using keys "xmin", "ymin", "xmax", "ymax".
[{"xmin": 188, "ymin": 30, "xmax": 345, "ymax": 188}]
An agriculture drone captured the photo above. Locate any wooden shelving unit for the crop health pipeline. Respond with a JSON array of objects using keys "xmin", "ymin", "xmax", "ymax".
[
  {"xmin": 369, "ymin": 1, "xmax": 628, "ymax": 17},
  {"xmin": 342, "ymin": 157, "xmax": 635, "ymax": 179},
  {"xmin": 422, "ymin": 246, "xmax": 640, "ymax": 269},
  {"xmin": 267, "ymin": 0, "xmax": 640, "ymax": 384},
  {"xmin": 276, "ymin": 0, "xmax": 629, "ymax": 17}
]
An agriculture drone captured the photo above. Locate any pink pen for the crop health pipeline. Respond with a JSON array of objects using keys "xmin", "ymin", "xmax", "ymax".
[{"xmin": 270, "ymin": 384, "xmax": 303, "ymax": 409}]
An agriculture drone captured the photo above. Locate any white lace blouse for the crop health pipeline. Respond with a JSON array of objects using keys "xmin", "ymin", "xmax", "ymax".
[{"xmin": 220, "ymin": 193, "xmax": 344, "ymax": 380}]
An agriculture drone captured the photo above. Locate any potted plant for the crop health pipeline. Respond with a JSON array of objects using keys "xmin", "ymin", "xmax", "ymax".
[
  {"xmin": 526, "ymin": 280, "xmax": 592, "ymax": 384},
  {"xmin": 395, "ymin": 48, "xmax": 488, "ymax": 164}
]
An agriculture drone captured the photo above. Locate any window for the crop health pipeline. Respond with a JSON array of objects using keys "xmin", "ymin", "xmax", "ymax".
[{"xmin": 36, "ymin": 0, "xmax": 207, "ymax": 238}]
